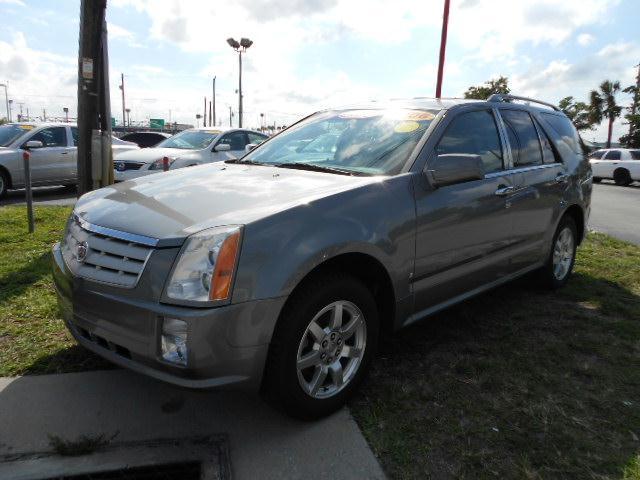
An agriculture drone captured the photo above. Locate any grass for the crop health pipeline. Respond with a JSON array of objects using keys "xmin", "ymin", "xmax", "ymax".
[
  {"xmin": 0, "ymin": 205, "xmax": 111, "ymax": 377},
  {"xmin": 1, "ymin": 205, "xmax": 639, "ymax": 477},
  {"xmin": 350, "ymin": 233, "xmax": 640, "ymax": 479}
]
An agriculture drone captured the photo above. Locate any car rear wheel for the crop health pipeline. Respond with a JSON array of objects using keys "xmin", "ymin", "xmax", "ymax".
[
  {"xmin": 613, "ymin": 168, "xmax": 632, "ymax": 186},
  {"xmin": 538, "ymin": 216, "xmax": 578, "ymax": 289},
  {"xmin": 264, "ymin": 273, "xmax": 379, "ymax": 419}
]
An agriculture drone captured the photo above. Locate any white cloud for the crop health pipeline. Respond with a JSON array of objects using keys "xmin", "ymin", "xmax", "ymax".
[
  {"xmin": 0, "ymin": 0, "xmax": 25, "ymax": 6},
  {"xmin": 577, "ymin": 33, "xmax": 595, "ymax": 46},
  {"xmin": 108, "ymin": 23, "xmax": 134, "ymax": 41}
]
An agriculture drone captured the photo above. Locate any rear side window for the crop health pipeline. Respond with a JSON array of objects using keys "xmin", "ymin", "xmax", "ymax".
[
  {"xmin": 630, "ymin": 150, "xmax": 640, "ymax": 160},
  {"xmin": 540, "ymin": 112, "xmax": 582, "ymax": 153},
  {"xmin": 500, "ymin": 110, "xmax": 542, "ymax": 167},
  {"xmin": 248, "ymin": 132, "xmax": 268, "ymax": 145},
  {"xmin": 71, "ymin": 127, "xmax": 79, "ymax": 146},
  {"xmin": 435, "ymin": 109, "xmax": 504, "ymax": 174},
  {"xmin": 589, "ymin": 150, "xmax": 605, "ymax": 159},
  {"xmin": 605, "ymin": 150, "xmax": 621, "ymax": 160}
]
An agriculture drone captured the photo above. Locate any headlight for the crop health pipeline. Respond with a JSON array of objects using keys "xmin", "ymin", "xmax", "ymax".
[
  {"xmin": 149, "ymin": 157, "xmax": 176, "ymax": 170},
  {"xmin": 166, "ymin": 225, "xmax": 241, "ymax": 302}
]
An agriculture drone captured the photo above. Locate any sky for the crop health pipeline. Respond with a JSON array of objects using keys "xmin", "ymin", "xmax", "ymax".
[{"xmin": 0, "ymin": 0, "xmax": 638, "ymax": 141}]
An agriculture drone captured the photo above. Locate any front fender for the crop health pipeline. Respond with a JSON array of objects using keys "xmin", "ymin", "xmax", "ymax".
[{"xmin": 231, "ymin": 174, "xmax": 417, "ymax": 305}]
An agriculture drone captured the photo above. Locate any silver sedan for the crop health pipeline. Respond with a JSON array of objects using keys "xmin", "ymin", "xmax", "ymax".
[{"xmin": 0, "ymin": 122, "xmax": 139, "ymax": 197}]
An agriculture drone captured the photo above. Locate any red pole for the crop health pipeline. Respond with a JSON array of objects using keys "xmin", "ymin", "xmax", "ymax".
[
  {"xmin": 435, "ymin": 0, "xmax": 451, "ymax": 98},
  {"xmin": 162, "ymin": 156, "xmax": 170, "ymax": 172}
]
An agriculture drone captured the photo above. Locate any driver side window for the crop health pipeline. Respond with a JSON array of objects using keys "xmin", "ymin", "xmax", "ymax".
[
  {"xmin": 436, "ymin": 110, "xmax": 504, "ymax": 174},
  {"xmin": 28, "ymin": 127, "xmax": 67, "ymax": 148},
  {"xmin": 218, "ymin": 131, "xmax": 248, "ymax": 151}
]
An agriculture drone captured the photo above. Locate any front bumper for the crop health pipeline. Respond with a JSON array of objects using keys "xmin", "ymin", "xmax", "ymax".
[{"xmin": 52, "ymin": 242, "xmax": 285, "ymax": 390}]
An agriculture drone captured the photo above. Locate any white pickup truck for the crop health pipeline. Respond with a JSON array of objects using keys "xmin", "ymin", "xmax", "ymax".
[{"xmin": 589, "ymin": 148, "xmax": 640, "ymax": 186}]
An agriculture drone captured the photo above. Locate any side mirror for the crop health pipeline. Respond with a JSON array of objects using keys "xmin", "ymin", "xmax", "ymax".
[
  {"xmin": 214, "ymin": 143, "xmax": 231, "ymax": 152},
  {"xmin": 245, "ymin": 143, "xmax": 258, "ymax": 152},
  {"xmin": 24, "ymin": 140, "xmax": 44, "ymax": 149},
  {"xmin": 427, "ymin": 154, "xmax": 484, "ymax": 187}
]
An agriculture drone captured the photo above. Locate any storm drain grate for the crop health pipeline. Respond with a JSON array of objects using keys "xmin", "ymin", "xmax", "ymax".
[
  {"xmin": 42, "ymin": 461, "xmax": 200, "ymax": 480},
  {"xmin": 0, "ymin": 436, "xmax": 229, "ymax": 480}
]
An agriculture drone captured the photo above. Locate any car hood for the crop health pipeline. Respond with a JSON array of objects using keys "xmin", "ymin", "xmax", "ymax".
[
  {"xmin": 113, "ymin": 147, "xmax": 201, "ymax": 163},
  {"xmin": 74, "ymin": 163, "xmax": 380, "ymax": 245}
]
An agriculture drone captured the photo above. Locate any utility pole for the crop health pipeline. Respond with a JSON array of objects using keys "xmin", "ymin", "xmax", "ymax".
[
  {"xmin": 435, "ymin": 0, "xmax": 451, "ymax": 98},
  {"xmin": 226, "ymin": 38, "xmax": 253, "ymax": 128},
  {"xmin": 209, "ymin": 101, "xmax": 212, "ymax": 127},
  {"xmin": 18, "ymin": 102, "xmax": 24, "ymax": 121},
  {"xmin": 77, "ymin": 0, "xmax": 110, "ymax": 195},
  {"xmin": 203, "ymin": 96, "xmax": 207, "ymax": 127},
  {"xmin": 42, "ymin": 108, "xmax": 46, "ymax": 121},
  {"xmin": 212, "ymin": 76, "xmax": 216, "ymax": 126},
  {"xmin": 229, "ymin": 106, "xmax": 233, "ymax": 127},
  {"xmin": 119, "ymin": 73, "xmax": 125, "ymax": 130},
  {"xmin": 63, "ymin": 107, "xmax": 69, "ymax": 122},
  {"xmin": 8, "ymin": 99, "xmax": 13, "ymax": 122},
  {"xmin": 0, "ymin": 83, "xmax": 8, "ymax": 121}
]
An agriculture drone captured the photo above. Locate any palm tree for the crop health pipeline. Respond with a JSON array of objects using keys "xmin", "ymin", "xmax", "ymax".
[{"xmin": 589, "ymin": 80, "xmax": 622, "ymax": 148}]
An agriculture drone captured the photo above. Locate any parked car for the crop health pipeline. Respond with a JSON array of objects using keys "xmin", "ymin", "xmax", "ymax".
[
  {"xmin": 0, "ymin": 122, "xmax": 139, "ymax": 197},
  {"xmin": 113, "ymin": 127, "xmax": 268, "ymax": 182},
  {"xmin": 120, "ymin": 131, "xmax": 173, "ymax": 148},
  {"xmin": 52, "ymin": 95, "xmax": 591, "ymax": 419},
  {"xmin": 589, "ymin": 148, "xmax": 640, "ymax": 185}
]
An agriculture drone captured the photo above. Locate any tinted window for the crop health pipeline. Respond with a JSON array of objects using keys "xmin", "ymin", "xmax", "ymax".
[
  {"xmin": 30, "ymin": 127, "xmax": 67, "ymax": 147},
  {"xmin": 630, "ymin": 150, "xmax": 640, "ymax": 160},
  {"xmin": 541, "ymin": 112, "xmax": 582, "ymax": 153},
  {"xmin": 589, "ymin": 150, "xmax": 605, "ymax": 159},
  {"xmin": 501, "ymin": 110, "xmax": 542, "ymax": 167},
  {"xmin": 534, "ymin": 119, "xmax": 561, "ymax": 164},
  {"xmin": 219, "ymin": 131, "xmax": 248, "ymax": 151},
  {"xmin": 248, "ymin": 132, "xmax": 268, "ymax": 145},
  {"xmin": 605, "ymin": 150, "xmax": 621, "ymax": 160},
  {"xmin": 71, "ymin": 127, "xmax": 78, "ymax": 146},
  {"xmin": 435, "ymin": 110, "xmax": 503, "ymax": 173}
]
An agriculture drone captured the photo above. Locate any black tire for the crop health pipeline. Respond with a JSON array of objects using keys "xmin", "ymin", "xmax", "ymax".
[
  {"xmin": 0, "ymin": 169, "xmax": 9, "ymax": 199},
  {"xmin": 592, "ymin": 177, "xmax": 602, "ymax": 183},
  {"xmin": 263, "ymin": 272, "xmax": 379, "ymax": 420},
  {"xmin": 537, "ymin": 215, "xmax": 578, "ymax": 290},
  {"xmin": 613, "ymin": 168, "xmax": 632, "ymax": 186}
]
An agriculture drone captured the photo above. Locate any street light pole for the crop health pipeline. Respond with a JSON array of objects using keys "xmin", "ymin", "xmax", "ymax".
[
  {"xmin": 212, "ymin": 76, "xmax": 216, "ymax": 126},
  {"xmin": 226, "ymin": 37, "xmax": 253, "ymax": 128},
  {"xmin": 435, "ymin": 0, "xmax": 451, "ymax": 98},
  {"xmin": 0, "ymin": 83, "xmax": 8, "ymax": 122}
]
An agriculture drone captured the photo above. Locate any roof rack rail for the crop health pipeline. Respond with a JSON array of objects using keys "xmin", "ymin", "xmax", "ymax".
[{"xmin": 487, "ymin": 94, "xmax": 560, "ymax": 111}]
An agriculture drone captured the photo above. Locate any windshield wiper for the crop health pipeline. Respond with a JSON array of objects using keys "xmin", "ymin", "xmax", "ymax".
[
  {"xmin": 225, "ymin": 159, "xmax": 269, "ymax": 166},
  {"xmin": 275, "ymin": 162, "xmax": 366, "ymax": 176}
]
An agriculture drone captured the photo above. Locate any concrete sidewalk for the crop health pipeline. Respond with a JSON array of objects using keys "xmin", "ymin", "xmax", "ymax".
[{"xmin": 0, "ymin": 370, "xmax": 385, "ymax": 479}]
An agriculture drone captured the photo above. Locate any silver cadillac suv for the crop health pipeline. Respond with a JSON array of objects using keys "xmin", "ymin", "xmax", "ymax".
[{"xmin": 52, "ymin": 95, "xmax": 592, "ymax": 418}]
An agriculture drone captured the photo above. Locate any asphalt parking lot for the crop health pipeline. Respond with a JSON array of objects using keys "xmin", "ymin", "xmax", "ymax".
[{"xmin": 589, "ymin": 181, "xmax": 640, "ymax": 245}]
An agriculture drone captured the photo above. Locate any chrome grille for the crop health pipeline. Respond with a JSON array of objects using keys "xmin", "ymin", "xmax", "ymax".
[{"xmin": 61, "ymin": 216, "xmax": 153, "ymax": 288}]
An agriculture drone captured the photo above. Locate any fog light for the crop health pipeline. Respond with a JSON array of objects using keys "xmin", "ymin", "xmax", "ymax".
[{"xmin": 161, "ymin": 318, "xmax": 188, "ymax": 366}]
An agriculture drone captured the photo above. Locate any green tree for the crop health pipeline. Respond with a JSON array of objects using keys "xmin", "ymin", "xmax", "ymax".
[
  {"xmin": 619, "ymin": 84, "xmax": 640, "ymax": 148},
  {"xmin": 558, "ymin": 96, "xmax": 592, "ymax": 131},
  {"xmin": 464, "ymin": 76, "xmax": 510, "ymax": 100},
  {"xmin": 589, "ymin": 80, "xmax": 622, "ymax": 148}
]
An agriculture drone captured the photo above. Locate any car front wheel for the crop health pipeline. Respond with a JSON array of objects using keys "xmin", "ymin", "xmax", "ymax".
[{"xmin": 264, "ymin": 273, "xmax": 379, "ymax": 419}]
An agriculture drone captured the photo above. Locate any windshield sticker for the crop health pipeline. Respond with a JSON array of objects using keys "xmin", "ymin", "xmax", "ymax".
[
  {"xmin": 338, "ymin": 110, "xmax": 382, "ymax": 119},
  {"xmin": 394, "ymin": 121, "xmax": 420, "ymax": 133},
  {"xmin": 203, "ymin": 130, "xmax": 221, "ymax": 134},
  {"xmin": 20, "ymin": 125, "xmax": 34, "ymax": 130},
  {"xmin": 404, "ymin": 111, "xmax": 436, "ymax": 121}
]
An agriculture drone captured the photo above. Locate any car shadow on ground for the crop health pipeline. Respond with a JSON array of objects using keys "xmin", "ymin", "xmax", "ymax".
[{"xmin": 351, "ymin": 272, "xmax": 640, "ymax": 479}]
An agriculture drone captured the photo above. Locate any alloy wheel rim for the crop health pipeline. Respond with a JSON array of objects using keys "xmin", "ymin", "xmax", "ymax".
[
  {"xmin": 296, "ymin": 300, "xmax": 367, "ymax": 399},
  {"xmin": 552, "ymin": 227, "xmax": 574, "ymax": 280}
]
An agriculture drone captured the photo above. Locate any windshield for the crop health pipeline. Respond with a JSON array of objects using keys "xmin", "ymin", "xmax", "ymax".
[
  {"xmin": 156, "ymin": 129, "xmax": 220, "ymax": 150},
  {"xmin": 243, "ymin": 108, "xmax": 438, "ymax": 175},
  {"xmin": 0, "ymin": 123, "xmax": 35, "ymax": 147}
]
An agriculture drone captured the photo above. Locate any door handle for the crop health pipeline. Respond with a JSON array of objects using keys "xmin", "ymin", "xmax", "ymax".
[
  {"xmin": 495, "ymin": 185, "xmax": 515, "ymax": 196},
  {"xmin": 555, "ymin": 173, "xmax": 569, "ymax": 184},
  {"xmin": 61, "ymin": 152, "xmax": 68, "ymax": 155}
]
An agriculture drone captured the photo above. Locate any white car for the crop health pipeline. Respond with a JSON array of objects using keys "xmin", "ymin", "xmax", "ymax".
[
  {"xmin": 589, "ymin": 148, "xmax": 640, "ymax": 186},
  {"xmin": 0, "ymin": 122, "xmax": 139, "ymax": 197},
  {"xmin": 113, "ymin": 127, "xmax": 268, "ymax": 182}
]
